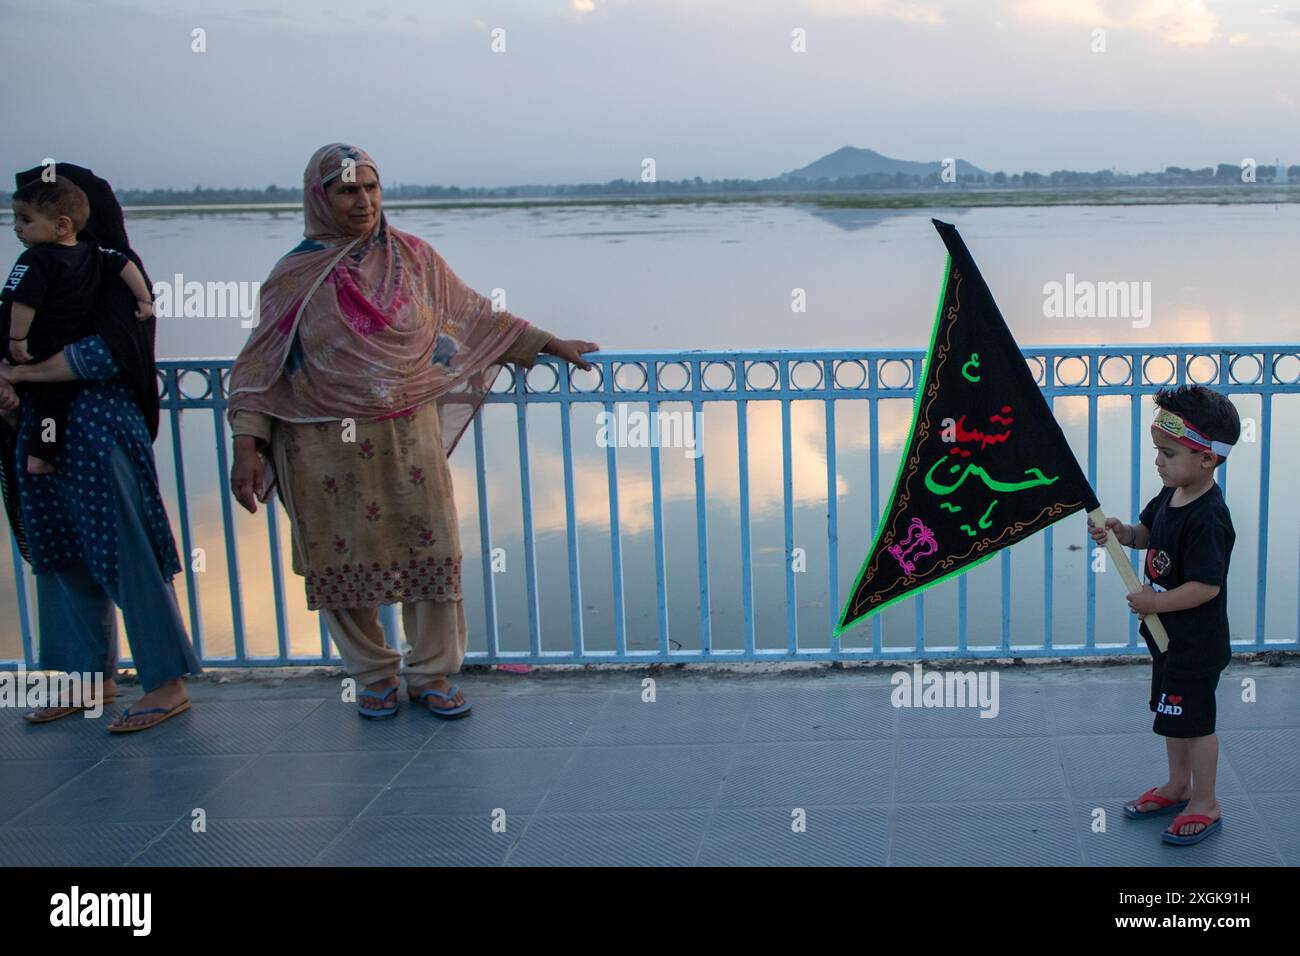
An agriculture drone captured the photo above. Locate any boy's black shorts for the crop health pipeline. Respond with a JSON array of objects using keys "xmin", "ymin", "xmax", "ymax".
[{"xmin": 1148, "ymin": 653, "xmax": 1222, "ymax": 738}]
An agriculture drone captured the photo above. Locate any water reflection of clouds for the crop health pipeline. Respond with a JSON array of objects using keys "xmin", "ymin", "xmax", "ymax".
[
  {"xmin": 454, "ymin": 400, "xmax": 913, "ymax": 539},
  {"xmin": 6, "ymin": 391, "xmax": 1294, "ymax": 662}
]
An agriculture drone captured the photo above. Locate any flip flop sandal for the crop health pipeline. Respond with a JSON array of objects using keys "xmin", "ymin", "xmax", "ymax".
[
  {"xmin": 1162, "ymin": 814, "xmax": 1222, "ymax": 846},
  {"xmin": 108, "ymin": 699, "xmax": 192, "ymax": 733},
  {"xmin": 1123, "ymin": 786, "xmax": 1190, "ymax": 819},
  {"xmin": 357, "ymin": 685, "xmax": 400, "ymax": 720},
  {"xmin": 23, "ymin": 698, "xmax": 118, "ymax": 724},
  {"xmin": 410, "ymin": 685, "xmax": 472, "ymax": 720}
]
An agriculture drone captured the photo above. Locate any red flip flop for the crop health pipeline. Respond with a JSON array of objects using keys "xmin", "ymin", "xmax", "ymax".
[
  {"xmin": 1123, "ymin": 786, "xmax": 1190, "ymax": 819},
  {"xmin": 1163, "ymin": 813, "xmax": 1222, "ymax": 845}
]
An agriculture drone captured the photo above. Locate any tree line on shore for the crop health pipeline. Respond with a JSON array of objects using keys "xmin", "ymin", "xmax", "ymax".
[{"xmin": 4, "ymin": 164, "xmax": 1295, "ymax": 207}]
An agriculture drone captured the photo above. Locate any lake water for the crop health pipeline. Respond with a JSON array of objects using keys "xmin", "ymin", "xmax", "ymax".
[{"xmin": 2, "ymin": 202, "xmax": 1297, "ymax": 661}]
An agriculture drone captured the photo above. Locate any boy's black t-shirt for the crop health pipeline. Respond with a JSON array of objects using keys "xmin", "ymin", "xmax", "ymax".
[
  {"xmin": 1, "ymin": 241, "xmax": 127, "ymax": 357},
  {"xmin": 1137, "ymin": 481, "xmax": 1235, "ymax": 674}
]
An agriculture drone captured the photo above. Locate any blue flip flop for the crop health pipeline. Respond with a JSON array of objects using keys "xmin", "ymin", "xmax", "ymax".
[
  {"xmin": 108, "ymin": 699, "xmax": 192, "ymax": 733},
  {"xmin": 1162, "ymin": 814, "xmax": 1222, "ymax": 846},
  {"xmin": 357, "ymin": 685, "xmax": 399, "ymax": 720},
  {"xmin": 410, "ymin": 684, "xmax": 472, "ymax": 720}
]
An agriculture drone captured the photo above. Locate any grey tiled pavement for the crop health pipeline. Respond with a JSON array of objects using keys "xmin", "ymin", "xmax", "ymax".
[{"xmin": 2, "ymin": 661, "xmax": 1297, "ymax": 866}]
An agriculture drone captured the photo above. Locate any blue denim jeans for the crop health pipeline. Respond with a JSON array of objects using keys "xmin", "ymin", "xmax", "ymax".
[{"xmin": 36, "ymin": 445, "xmax": 201, "ymax": 691}]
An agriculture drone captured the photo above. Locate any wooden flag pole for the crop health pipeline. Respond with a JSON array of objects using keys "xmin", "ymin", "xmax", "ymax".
[{"xmin": 1087, "ymin": 506, "xmax": 1169, "ymax": 652}]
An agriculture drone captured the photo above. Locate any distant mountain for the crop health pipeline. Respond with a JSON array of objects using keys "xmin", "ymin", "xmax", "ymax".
[{"xmin": 781, "ymin": 146, "xmax": 990, "ymax": 181}]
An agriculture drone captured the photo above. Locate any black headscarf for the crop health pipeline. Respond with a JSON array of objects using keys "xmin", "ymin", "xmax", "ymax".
[{"xmin": 1, "ymin": 162, "xmax": 160, "ymax": 563}]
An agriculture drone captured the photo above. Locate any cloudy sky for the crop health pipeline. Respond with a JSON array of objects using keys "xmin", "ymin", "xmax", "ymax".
[{"xmin": 2, "ymin": 0, "xmax": 1298, "ymax": 189}]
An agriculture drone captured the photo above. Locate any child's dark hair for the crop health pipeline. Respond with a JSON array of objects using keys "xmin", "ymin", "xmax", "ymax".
[
  {"xmin": 11, "ymin": 177, "xmax": 90, "ymax": 234},
  {"xmin": 1154, "ymin": 384, "xmax": 1240, "ymax": 467}
]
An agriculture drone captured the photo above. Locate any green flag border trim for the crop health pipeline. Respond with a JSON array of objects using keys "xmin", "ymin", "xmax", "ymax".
[{"xmin": 833, "ymin": 253, "xmax": 1000, "ymax": 641}]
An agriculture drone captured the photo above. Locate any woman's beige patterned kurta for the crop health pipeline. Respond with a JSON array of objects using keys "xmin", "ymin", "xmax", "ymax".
[{"xmin": 231, "ymin": 323, "xmax": 554, "ymax": 610}]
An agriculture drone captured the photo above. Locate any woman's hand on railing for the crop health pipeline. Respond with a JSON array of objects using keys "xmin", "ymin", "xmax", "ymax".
[
  {"xmin": 230, "ymin": 435, "xmax": 265, "ymax": 514},
  {"xmin": 542, "ymin": 338, "xmax": 600, "ymax": 372}
]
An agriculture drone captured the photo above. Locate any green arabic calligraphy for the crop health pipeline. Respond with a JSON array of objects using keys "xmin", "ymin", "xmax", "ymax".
[
  {"xmin": 925, "ymin": 456, "xmax": 1059, "ymax": 496},
  {"xmin": 961, "ymin": 352, "xmax": 981, "ymax": 383},
  {"xmin": 958, "ymin": 498, "xmax": 999, "ymax": 537}
]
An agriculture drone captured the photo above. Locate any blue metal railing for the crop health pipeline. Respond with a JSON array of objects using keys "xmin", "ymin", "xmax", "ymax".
[{"xmin": 4, "ymin": 344, "xmax": 1299, "ymax": 668}]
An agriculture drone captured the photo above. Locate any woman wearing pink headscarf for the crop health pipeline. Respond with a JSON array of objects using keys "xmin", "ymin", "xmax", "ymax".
[{"xmin": 227, "ymin": 144, "xmax": 598, "ymax": 719}]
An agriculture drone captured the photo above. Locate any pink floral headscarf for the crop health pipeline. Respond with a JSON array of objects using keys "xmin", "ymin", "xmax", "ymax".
[{"xmin": 227, "ymin": 143, "xmax": 530, "ymax": 455}]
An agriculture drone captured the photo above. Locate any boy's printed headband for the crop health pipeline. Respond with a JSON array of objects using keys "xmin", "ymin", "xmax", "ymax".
[{"xmin": 1152, "ymin": 408, "xmax": 1234, "ymax": 458}]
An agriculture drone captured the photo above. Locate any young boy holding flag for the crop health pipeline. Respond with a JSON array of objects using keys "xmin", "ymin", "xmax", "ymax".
[{"xmin": 1089, "ymin": 384, "xmax": 1240, "ymax": 846}]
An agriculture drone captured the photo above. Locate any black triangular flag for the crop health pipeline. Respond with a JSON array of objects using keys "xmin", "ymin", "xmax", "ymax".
[{"xmin": 836, "ymin": 220, "xmax": 1099, "ymax": 636}]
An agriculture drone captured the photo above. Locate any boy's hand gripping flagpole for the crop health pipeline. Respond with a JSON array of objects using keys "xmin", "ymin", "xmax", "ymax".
[
  {"xmin": 1088, "ymin": 506, "xmax": 1170, "ymax": 652},
  {"xmin": 836, "ymin": 220, "xmax": 1169, "ymax": 653}
]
